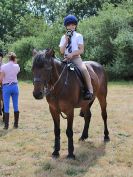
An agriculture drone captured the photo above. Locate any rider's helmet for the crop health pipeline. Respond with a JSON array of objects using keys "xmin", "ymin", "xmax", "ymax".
[{"xmin": 64, "ymin": 15, "xmax": 78, "ymax": 26}]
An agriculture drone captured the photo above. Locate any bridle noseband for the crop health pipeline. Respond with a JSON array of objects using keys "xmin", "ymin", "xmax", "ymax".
[{"xmin": 33, "ymin": 57, "xmax": 67, "ymax": 96}]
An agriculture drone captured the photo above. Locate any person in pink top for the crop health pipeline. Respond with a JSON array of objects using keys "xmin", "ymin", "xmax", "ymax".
[{"xmin": 0, "ymin": 52, "xmax": 20, "ymax": 129}]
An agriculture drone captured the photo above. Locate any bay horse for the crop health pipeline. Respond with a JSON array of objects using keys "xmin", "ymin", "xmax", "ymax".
[{"xmin": 32, "ymin": 48, "xmax": 110, "ymax": 159}]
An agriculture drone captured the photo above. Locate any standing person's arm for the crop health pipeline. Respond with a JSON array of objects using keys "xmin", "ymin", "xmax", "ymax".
[
  {"xmin": 17, "ymin": 65, "xmax": 20, "ymax": 73},
  {"xmin": 15, "ymin": 64, "xmax": 20, "ymax": 74}
]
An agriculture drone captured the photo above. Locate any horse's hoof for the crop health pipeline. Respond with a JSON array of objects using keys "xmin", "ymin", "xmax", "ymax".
[
  {"xmin": 52, "ymin": 151, "xmax": 60, "ymax": 158},
  {"xmin": 67, "ymin": 154, "xmax": 75, "ymax": 160},
  {"xmin": 79, "ymin": 111, "xmax": 84, "ymax": 117},
  {"xmin": 79, "ymin": 137, "xmax": 85, "ymax": 141},
  {"xmin": 104, "ymin": 136, "xmax": 110, "ymax": 142},
  {"xmin": 79, "ymin": 135, "xmax": 88, "ymax": 141}
]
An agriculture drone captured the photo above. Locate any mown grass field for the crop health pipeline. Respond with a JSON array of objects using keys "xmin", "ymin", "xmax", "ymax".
[{"xmin": 0, "ymin": 82, "xmax": 133, "ymax": 177}]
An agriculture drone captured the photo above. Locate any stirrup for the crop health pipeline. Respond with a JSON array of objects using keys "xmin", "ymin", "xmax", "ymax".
[{"xmin": 84, "ymin": 90, "xmax": 93, "ymax": 100}]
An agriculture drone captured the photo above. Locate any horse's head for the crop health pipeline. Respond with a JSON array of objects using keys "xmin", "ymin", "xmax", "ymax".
[{"xmin": 32, "ymin": 48, "xmax": 55, "ymax": 99}]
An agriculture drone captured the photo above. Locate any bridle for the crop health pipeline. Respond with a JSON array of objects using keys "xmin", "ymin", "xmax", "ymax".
[{"xmin": 33, "ymin": 57, "xmax": 67, "ymax": 96}]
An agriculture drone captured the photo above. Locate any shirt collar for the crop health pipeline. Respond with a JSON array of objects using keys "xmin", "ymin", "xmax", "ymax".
[{"xmin": 9, "ymin": 61, "xmax": 14, "ymax": 63}]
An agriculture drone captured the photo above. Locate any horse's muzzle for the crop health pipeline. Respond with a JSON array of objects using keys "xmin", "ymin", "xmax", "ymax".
[{"xmin": 33, "ymin": 91, "xmax": 44, "ymax": 100}]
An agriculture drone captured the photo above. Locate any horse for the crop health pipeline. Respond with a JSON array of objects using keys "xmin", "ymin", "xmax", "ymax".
[{"xmin": 32, "ymin": 48, "xmax": 110, "ymax": 159}]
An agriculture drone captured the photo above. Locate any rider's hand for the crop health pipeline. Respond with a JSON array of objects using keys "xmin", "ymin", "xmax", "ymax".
[{"xmin": 66, "ymin": 53, "xmax": 73, "ymax": 59}]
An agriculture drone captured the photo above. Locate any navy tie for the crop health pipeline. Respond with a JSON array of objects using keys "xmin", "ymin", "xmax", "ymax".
[{"xmin": 66, "ymin": 37, "xmax": 72, "ymax": 53}]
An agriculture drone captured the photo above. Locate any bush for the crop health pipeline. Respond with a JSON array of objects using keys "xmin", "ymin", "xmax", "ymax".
[
  {"xmin": 78, "ymin": 2, "xmax": 133, "ymax": 80},
  {"xmin": 9, "ymin": 23, "xmax": 64, "ymax": 79},
  {"xmin": 9, "ymin": 37, "xmax": 38, "ymax": 78},
  {"xmin": 110, "ymin": 29, "xmax": 133, "ymax": 79}
]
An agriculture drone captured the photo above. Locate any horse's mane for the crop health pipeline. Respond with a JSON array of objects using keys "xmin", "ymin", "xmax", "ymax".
[
  {"xmin": 33, "ymin": 51, "xmax": 46, "ymax": 68},
  {"xmin": 33, "ymin": 49, "xmax": 62, "ymax": 69}
]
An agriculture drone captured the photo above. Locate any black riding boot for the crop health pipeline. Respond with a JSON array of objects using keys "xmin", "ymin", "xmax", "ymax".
[
  {"xmin": 14, "ymin": 111, "xmax": 19, "ymax": 128},
  {"xmin": 3, "ymin": 113, "xmax": 9, "ymax": 130},
  {"xmin": 84, "ymin": 90, "xmax": 93, "ymax": 100}
]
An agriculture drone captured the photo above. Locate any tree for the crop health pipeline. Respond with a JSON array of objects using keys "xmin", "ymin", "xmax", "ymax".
[
  {"xmin": 0, "ymin": 0, "xmax": 30, "ymax": 42},
  {"xmin": 29, "ymin": 0, "xmax": 126, "ymax": 22},
  {"xmin": 14, "ymin": 14, "xmax": 47, "ymax": 38}
]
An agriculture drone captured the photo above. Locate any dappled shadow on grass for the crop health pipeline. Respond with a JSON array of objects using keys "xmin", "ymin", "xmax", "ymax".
[
  {"xmin": 64, "ymin": 140, "xmax": 107, "ymax": 176},
  {"xmin": 75, "ymin": 140, "xmax": 107, "ymax": 164},
  {"xmin": 35, "ymin": 140, "xmax": 107, "ymax": 177}
]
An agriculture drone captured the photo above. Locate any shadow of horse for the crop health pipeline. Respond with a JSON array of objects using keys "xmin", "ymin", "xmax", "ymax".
[
  {"xmin": 75, "ymin": 140, "xmax": 106, "ymax": 164},
  {"xmin": 35, "ymin": 140, "xmax": 107, "ymax": 177},
  {"xmin": 65, "ymin": 141, "xmax": 107, "ymax": 177}
]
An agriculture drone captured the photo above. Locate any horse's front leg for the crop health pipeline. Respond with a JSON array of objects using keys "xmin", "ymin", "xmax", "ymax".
[
  {"xmin": 49, "ymin": 106, "xmax": 60, "ymax": 158},
  {"xmin": 66, "ymin": 109, "xmax": 75, "ymax": 159}
]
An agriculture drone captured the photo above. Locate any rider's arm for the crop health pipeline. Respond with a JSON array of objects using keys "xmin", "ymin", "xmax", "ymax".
[
  {"xmin": 60, "ymin": 42, "xmax": 67, "ymax": 54},
  {"xmin": 71, "ymin": 44, "xmax": 84, "ymax": 57},
  {"xmin": 59, "ymin": 35, "xmax": 68, "ymax": 55},
  {"xmin": 66, "ymin": 44, "xmax": 84, "ymax": 60}
]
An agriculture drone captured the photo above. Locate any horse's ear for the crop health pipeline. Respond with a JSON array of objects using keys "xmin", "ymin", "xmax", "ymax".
[
  {"xmin": 46, "ymin": 48, "xmax": 55, "ymax": 57},
  {"xmin": 32, "ymin": 49, "xmax": 38, "ymax": 57}
]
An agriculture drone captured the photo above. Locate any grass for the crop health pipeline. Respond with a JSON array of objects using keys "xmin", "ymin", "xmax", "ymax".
[{"xmin": 0, "ymin": 81, "xmax": 133, "ymax": 177}]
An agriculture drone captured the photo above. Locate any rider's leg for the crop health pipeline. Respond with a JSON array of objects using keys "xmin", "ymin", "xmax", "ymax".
[
  {"xmin": 71, "ymin": 57, "xmax": 93, "ymax": 100},
  {"xmin": 81, "ymin": 64, "xmax": 93, "ymax": 93}
]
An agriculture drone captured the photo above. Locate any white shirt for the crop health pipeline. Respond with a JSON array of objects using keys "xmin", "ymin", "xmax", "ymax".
[
  {"xmin": 1, "ymin": 61, "xmax": 20, "ymax": 84},
  {"xmin": 59, "ymin": 31, "xmax": 84, "ymax": 55}
]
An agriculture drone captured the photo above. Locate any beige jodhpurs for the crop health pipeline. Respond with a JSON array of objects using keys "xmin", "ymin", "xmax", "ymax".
[{"xmin": 71, "ymin": 57, "xmax": 93, "ymax": 93}]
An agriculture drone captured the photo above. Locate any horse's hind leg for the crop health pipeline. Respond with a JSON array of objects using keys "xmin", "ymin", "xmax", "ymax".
[
  {"xmin": 79, "ymin": 101, "xmax": 94, "ymax": 141},
  {"xmin": 49, "ymin": 106, "xmax": 60, "ymax": 158},
  {"xmin": 97, "ymin": 94, "xmax": 110, "ymax": 142}
]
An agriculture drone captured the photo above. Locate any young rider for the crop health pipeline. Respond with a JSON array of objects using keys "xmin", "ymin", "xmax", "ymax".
[{"xmin": 59, "ymin": 14, "xmax": 93, "ymax": 100}]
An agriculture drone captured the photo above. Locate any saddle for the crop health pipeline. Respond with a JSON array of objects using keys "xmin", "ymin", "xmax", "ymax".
[{"xmin": 62, "ymin": 61, "xmax": 86, "ymax": 96}]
